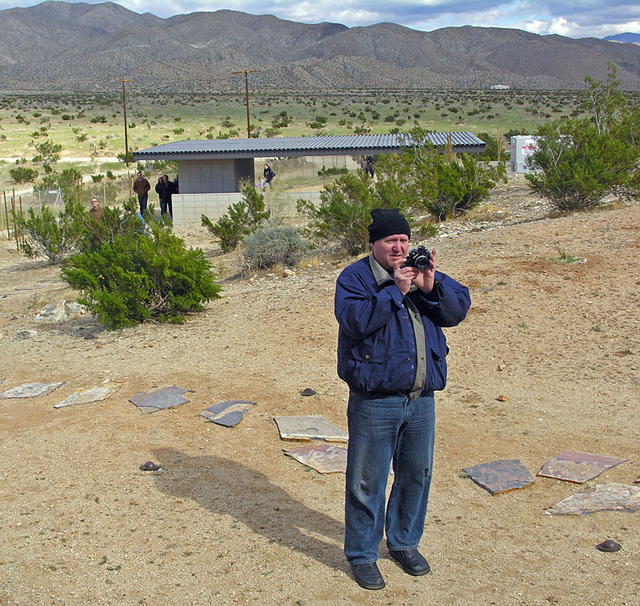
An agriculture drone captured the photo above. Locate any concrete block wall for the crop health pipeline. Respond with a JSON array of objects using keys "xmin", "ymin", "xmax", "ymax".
[
  {"xmin": 172, "ymin": 192, "xmax": 244, "ymax": 226},
  {"xmin": 171, "ymin": 190, "xmax": 323, "ymax": 227},
  {"xmin": 177, "ymin": 158, "xmax": 254, "ymax": 194}
]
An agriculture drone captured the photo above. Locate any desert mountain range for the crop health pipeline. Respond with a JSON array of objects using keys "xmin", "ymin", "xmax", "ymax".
[{"xmin": 1, "ymin": 1, "xmax": 640, "ymax": 93}]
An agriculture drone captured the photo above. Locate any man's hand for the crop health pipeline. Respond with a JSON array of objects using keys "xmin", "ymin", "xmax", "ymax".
[{"xmin": 393, "ymin": 263, "xmax": 418, "ymax": 295}]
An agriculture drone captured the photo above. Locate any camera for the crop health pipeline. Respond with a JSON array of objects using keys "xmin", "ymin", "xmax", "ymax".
[{"xmin": 402, "ymin": 245, "xmax": 431, "ymax": 270}]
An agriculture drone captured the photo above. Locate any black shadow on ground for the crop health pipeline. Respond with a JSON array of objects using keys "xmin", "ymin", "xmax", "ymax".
[{"xmin": 153, "ymin": 447, "xmax": 345, "ymax": 571}]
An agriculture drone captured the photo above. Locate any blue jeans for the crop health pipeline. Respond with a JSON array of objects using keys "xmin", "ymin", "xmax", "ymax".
[
  {"xmin": 344, "ymin": 391, "xmax": 435, "ymax": 564},
  {"xmin": 138, "ymin": 193, "xmax": 148, "ymax": 215}
]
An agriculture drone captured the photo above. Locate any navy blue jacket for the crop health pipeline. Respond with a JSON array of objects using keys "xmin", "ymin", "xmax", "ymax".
[{"xmin": 335, "ymin": 255, "xmax": 470, "ymax": 396}]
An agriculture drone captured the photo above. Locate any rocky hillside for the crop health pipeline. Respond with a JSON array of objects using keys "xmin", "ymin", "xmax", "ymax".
[{"xmin": 1, "ymin": 1, "xmax": 640, "ymax": 92}]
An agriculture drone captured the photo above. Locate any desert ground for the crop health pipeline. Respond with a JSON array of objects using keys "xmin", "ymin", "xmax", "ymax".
[{"xmin": 0, "ymin": 178, "xmax": 639, "ymax": 606}]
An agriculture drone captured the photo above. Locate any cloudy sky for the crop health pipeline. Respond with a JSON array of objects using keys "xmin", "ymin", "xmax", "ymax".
[{"xmin": 5, "ymin": 0, "xmax": 639, "ymax": 39}]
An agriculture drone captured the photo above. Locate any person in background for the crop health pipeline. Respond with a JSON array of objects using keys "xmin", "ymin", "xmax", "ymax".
[
  {"xmin": 155, "ymin": 174, "xmax": 176, "ymax": 218},
  {"xmin": 89, "ymin": 196, "xmax": 105, "ymax": 222},
  {"xmin": 132, "ymin": 171, "xmax": 151, "ymax": 216},
  {"xmin": 263, "ymin": 163, "xmax": 275, "ymax": 187},
  {"xmin": 121, "ymin": 206, "xmax": 146, "ymax": 233},
  {"xmin": 334, "ymin": 208, "xmax": 470, "ymax": 590},
  {"xmin": 365, "ymin": 155, "xmax": 375, "ymax": 178}
]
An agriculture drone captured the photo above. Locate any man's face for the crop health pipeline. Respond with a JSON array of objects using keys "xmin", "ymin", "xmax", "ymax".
[
  {"xmin": 137, "ymin": 173, "xmax": 142, "ymax": 180},
  {"xmin": 371, "ymin": 234, "xmax": 409, "ymax": 272},
  {"xmin": 91, "ymin": 198, "xmax": 99, "ymax": 208}
]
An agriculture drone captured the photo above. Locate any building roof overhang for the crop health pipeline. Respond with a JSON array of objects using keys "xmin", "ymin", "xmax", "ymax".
[{"xmin": 133, "ymin": 133, "xmax": 485, "ymax": 161}]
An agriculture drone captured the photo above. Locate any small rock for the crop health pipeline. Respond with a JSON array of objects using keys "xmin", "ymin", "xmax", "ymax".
[
  {"xmin": 300, "ymin": 388, "xmax": 316, "ymax": 397},
  {"xmin": 596, "ymin": 539, "xmax": 621, "ymax": 553},
  {"xmin": 16, "ymin": 330, "xmax": 37, "ymax": 339},
  {"xmin": 139, "ymin": 461, "xmax": 161, "ymax": 472},
  {"xmin": 496, "ymin": 395, "xmax": 509, "ymax": 402},
  {"xmin": 66, "ymin": 302, "xmax": 88, "ymax": 315},
  {"xmin": 34, "ymin": 300, "xmax": 69, "ymax": 323}
]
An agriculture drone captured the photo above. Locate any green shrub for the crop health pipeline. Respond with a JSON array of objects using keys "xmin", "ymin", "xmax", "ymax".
[
  {"xmin": 476, "ymin": 131, "xmax": 510, "ymax": 162},
  {"xmin": 9, "ymin": 166, "xmax": 38, "ymax": 184},
  {"xmin": 202, "ymin": 182, "xmax": 270, "ymax": 253},
  {"xmin": 317, "ymin": 166, "xmax": 349, "ymax": 177},
  {"xmin": 297, "ymin": 171, "xmax": 397, "ymax": 255},
  {"xmin": 116, "ymin": 151, "xmax": 134, "ymax": 163},
  {"xmin": 60, "ymin": 223, "xmax": 221, "ymax": 329},
  {"xmin": 526, "ymin": 65, "xmax": 640, "ymax": 212},
  {"xmin": 243, "ymin": 226, "xmax": 309, "ymax": 270},
  {"xmin": 424, "ymin": 153, "xmax": 506, "ymax": 220},
  {"xmin": 376, "ymin": 130, "xmax": 505, "ymax": 220},
  {"xmin": 15, "ymin": 201, "xmax": 86, "ymax": 263},
  {"xmin": 32, "ymin": 139, "xmax": 62, "ymax": 166}
]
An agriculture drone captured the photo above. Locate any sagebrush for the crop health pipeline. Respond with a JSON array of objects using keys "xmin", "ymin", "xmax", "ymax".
[{"xmin": 243, "ymin": 226, "xmax": 309, "ymax": 270}]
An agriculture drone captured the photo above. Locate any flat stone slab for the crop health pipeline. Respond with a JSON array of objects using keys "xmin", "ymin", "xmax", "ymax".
[
  {"xmin": 54, "ymin": 384, "xmax": 122, "ymax": 409},
  {"xmin": 200, "ymin": 400, "xmax": 255, "ymax": 427},
  {"xmin": 545, "ymin": 483, "xmax": 640, "ymax": 515},
  {"xmin": 273, "ymin": 415, "xmax": 348, "ymax": 442},
  {"xmin": 464, "ymin": 459, "xmax": 535, "ymax": 495},
  {"xmin": 283, "ymin": 443, "xmax": 347, "ymax": 474},
  {"xmin": 34, "ymin": 299, "xmax": 69, "ymax": 323},
  {"xmin": 0, "ymin": 381, "xmax": 65, "ymax": 399},
  {"xmin": 538, "ymin": 450, "xmax": 626, "ymax": 484},
  {"xmin": 129, "ymin": 386, "xmax": 190, "ymax": 414}
]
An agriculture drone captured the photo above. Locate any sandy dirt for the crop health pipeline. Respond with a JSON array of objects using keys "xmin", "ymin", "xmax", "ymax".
[{"xmin": 0, "ymin": 180, "xmax": 639, "ymax": 606}]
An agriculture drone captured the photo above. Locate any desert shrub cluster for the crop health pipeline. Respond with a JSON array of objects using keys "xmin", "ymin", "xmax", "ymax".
[
  {"xmin": 298, "ymin": 129, "xmax": 505, "ymax": 254},
  {"xmin": 17, "ymin": 201, "xmax": 221, "ymax": 329},
  {"xmin": 61, "ymin": 222, "xmax": 221, "ymax": 329},
  {"xmin": 201, "ymin": 182, "xmax": 270, "ymax": 253},
  {"xmin": 527, "ymin": 64, "xmax": 640, "ymax": 211}
]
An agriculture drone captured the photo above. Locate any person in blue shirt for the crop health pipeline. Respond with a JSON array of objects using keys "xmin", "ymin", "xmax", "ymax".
[{"xmin": 334, "ymin": 208, "xmax": 470, "ymax": 590}]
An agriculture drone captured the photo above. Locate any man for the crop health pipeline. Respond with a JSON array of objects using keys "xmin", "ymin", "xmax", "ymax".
[
  {"xmin": 155, "ymin": 174, "xmax": 175, "ymax": 218},
  {"xmin": 334, "ymin": 208, "xmax": 470, "ymax": 590},
  {"xmin": 89, "ymin": 196, "xmax": 104, "ymax": 221},
  {"xmin": 132, "ymin": 171, "xmax": 151, "ymax": 216}
]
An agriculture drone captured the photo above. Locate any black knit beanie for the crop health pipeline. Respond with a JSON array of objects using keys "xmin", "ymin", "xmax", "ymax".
[{"xmin": 367, "ymin": 208, "xmax": 411, "ymax": 243}]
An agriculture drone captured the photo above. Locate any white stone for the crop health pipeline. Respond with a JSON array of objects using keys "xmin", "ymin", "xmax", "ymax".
[{"xmin": 34, "ymin": 299, "xmax": 69, "ymax": 323}]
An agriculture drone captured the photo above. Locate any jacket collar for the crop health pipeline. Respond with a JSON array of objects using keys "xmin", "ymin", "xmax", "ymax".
[
  {"xmin": 368, "ymin": 251, "xmax": 417, "ymax": 293},
  {"xmin": 368, "ymin": 252, "xmax": 395, "ymax": 286}
]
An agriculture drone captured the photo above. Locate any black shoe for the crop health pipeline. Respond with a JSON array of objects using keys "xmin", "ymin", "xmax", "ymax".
[
  {"xmin": 350, "ymin": 562, "xmax": 385, "ymax": 590},
  {"xmin": 389, "ymin": 548, "xmax": 431, "ymax": 576}
]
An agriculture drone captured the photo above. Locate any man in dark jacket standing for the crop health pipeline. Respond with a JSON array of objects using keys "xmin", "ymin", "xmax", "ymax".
[
  {"xmin": 155, "ymin": 174, "xmax": 175, "ymax": 218},
  {"xmin": 263, "ymin": 163, "xmax": 275, "ymax": 186},
  {"xmin": 334, "ymin": 208, "xmax": 470, "ymax": 590}
]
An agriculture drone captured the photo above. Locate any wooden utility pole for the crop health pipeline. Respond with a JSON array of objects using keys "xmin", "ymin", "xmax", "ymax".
[
  {"xmin": 120, "ymin": 79, "xmax": 131, "ymax": 166},
  {"xmin": 232, "ymin": 70, "xmax": 257, "ymax": 138},
  {"xmin": 3, "ymin": 191, "xmax": 10, "ymax": 240}
]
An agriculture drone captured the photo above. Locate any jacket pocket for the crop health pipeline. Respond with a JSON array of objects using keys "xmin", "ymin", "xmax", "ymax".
[
  {"xmin": 351, "ymin": 349, "xmax": 390, "ymax": 393},
  {"xmin": 427, "ymin": 344, "xmax": 448, "ymax": 391}
]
